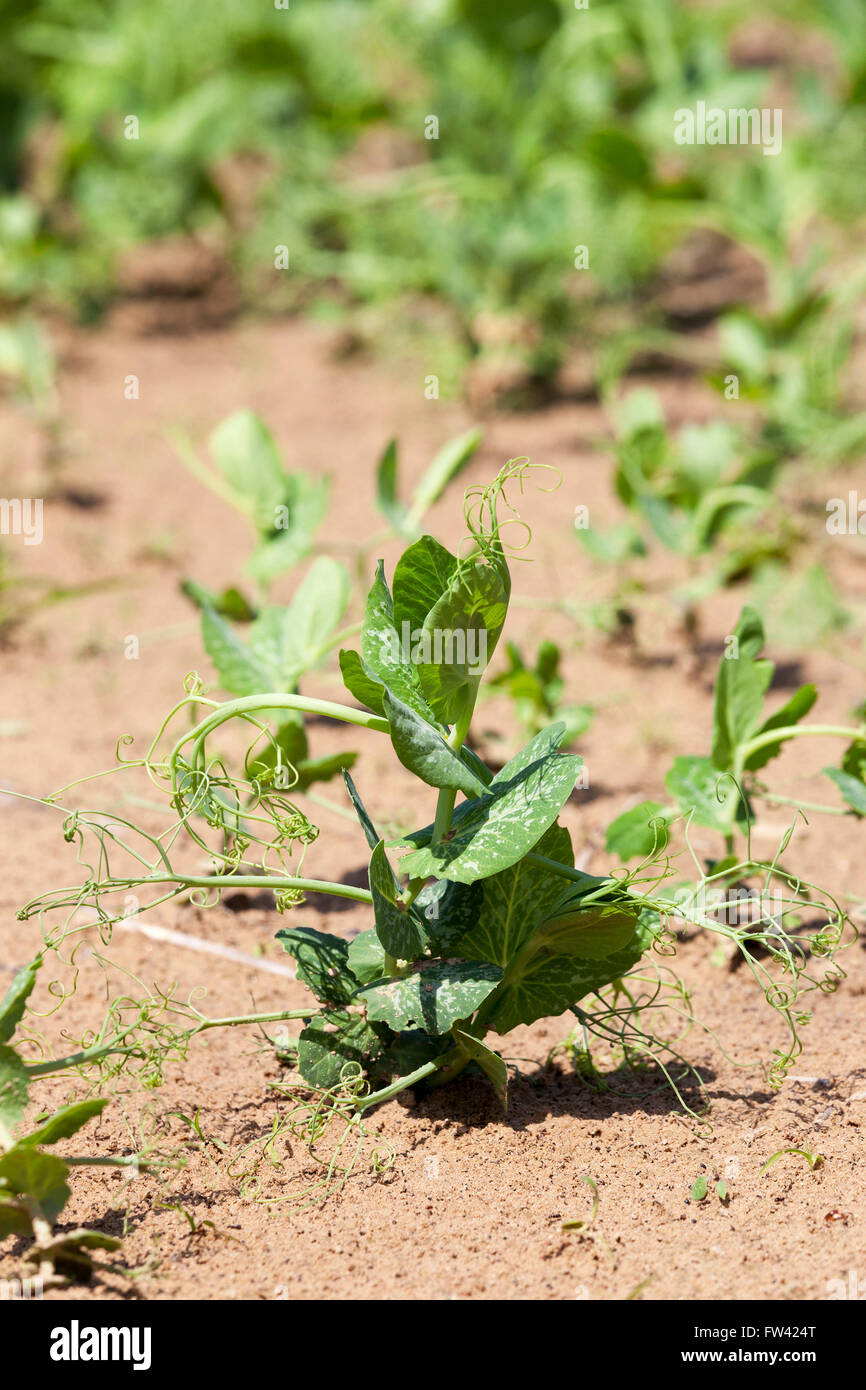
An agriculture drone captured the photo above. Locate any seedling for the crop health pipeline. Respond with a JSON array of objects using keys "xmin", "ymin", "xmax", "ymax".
[
  {"xmin": 562, "ymin": 1174, "xmax": 599, "ymax": 1232},
  {"xmin": 0, "ymin": 955, "xmax": 134, "ymax": 1284},
  {"xmin": 487, "ymin": 639, "xmax": 593, "ymax": 748},
  {"xmin": 173, "ymin": 410, "xmax": 329, "ymax": 601},
  {"xmin": 761, "ymin": 1147, "xmax": 824, "ymax": 1176},
  {"xmin": 17, "ymin": 466, "xmax": 852, "ymax": 1122},
  {"xmin": 607, "ymin": 604, "xmax": 866, "ymax": 863}
]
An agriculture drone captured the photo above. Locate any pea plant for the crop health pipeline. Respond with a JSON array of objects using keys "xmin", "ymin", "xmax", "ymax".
[
  {"xmin": 18, "ymin": 467, "xmax": 851, "ymax": 1134},
  {"xmin": 606, "ymin": 604, "xmax": 866, "ymax": 866},
  {"xmin": 0, "ymin": 954, "xmax": 133, "ymax": 1285}
]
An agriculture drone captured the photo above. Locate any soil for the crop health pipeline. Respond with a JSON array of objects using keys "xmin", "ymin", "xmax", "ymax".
[{"xmin": 1, "ymin": 310, "xmax": 865, "ymax": 1301}]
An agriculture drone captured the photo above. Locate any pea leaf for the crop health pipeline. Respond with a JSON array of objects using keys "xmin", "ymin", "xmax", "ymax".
[
  {"xmin": 368, "ymin": 841, "xmax": 430, "ymax": 961},
  {"xmin": 824, "ymin": 766, "xmax": 866, "ymax": 817},
  {"xmin": 383, "ymin": 690, "xmax": 486, "ymax": 797},
  {"xmin": 418, "ymin": 561, "xmax": 510, "ymax": 723},
  {"xmin": 246, "ymin": 472, "xmax": 329, "ymax": 583},
  {"xmin": 711, "ymin": 607, "xmax": 773, "ymax": 770},
  {"xmin": 0, "ymin": 1044, "xmax": 29, "ymax": 1128},
  {"xmin": 744, "ymin": 683, "xmax": 818, "ymax": 772},
  {"xmin": 459, "ymin": 823, "xmax": 576, "ymax": 966},
  {"xmin": 360, "ymin": 561, "xmax": 437, "ymax": 723},
  {"xmin": 346, "ymin": 930, "xmax": 386, "ymax": 985},
  {"xmin": 666, "ymin": 755, "xmax": 746, "ymax": 833},
  {"xmin": 342, "ymin": 769, "xmax": 380, "ymax": 849},
  {"xmin": 247, "ymin": 557, "xmax": 349, "ymax": 683},
  {"xmin": 375, "ymin": 439, "xmax": 408, "ymax": 532},
  {"xmin": 452, "ymin": 1028, "xmax": 508, "ymax": 1109},
  {"xmin": 201, "ymin": 604, "xmax": 275, "ymax": 699},
  {"xmin": 297, "ymin": 1012, "xmax": 390, "ymax": 1090},
  {"xmin": 338, "ymin": 648, "xmax": 387, "ymax": 716},
  {"xmin": 207, "ymin": 410, "xmax": 287, "ymax": 526},
  {"xmin": 20, "ymin": 1098, "xmax": 108, "ymax": 1147},
  {"xmin": 391, "ymin": 535, "xmax": 459, "ymax": 639},
  {"xmin": 414, "ymin": 879, "xmax": 483, "ymax": 956},
  {"xmin": 690, "ymin": 1176, "xmax": 708, "ymax": 1202},
  {"xmin": 0, "ymin": 1148, "xmax": 70, "ymax": 1224},
  {"xmin": 483, "ymin": 914, "xmax": 655, "ymax": 1035},
  {"xmin": 275, "ymin": 927, "xmax": 358, "ymax": 1005},
  {"xmin": 359, "ymin": 961, "xmax": 503, "ymax": 1034},
  {"xmin": 0, "ymin": 1198, "xmax": 31, "ymax": 1238},
  {"xmin": 394, "ymin": 725, "xmax": 581, "ymax": 884},
  {"xmin": 605, "ymin": 801, "xmax": 670, "ymax": 861},
  {"xmin": 0, "ymin": 957, "xmax": 40, "ymax": 1044}
]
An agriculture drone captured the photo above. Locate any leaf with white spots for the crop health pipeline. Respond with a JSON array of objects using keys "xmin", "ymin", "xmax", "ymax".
[{"xmin": 359, "ymin": 961, "xmax": 503, "ymax": 1034}]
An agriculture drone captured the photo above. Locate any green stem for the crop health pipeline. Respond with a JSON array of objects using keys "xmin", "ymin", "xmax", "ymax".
[
  {"xmin": 175, "ymin": 693, "xmax": 389, "ymax": 774},
  {"xmin": 739, "ymin": 724, "xmax": 865, "ymax": 764},
  {"xmin": 192, "ymin": 1009, "xmax": 313, "ymax": 1034},
  {"xmin": 353, "ymin": 1059, "xmax": 443, "ymax": 1112},
  {"xmin": 138, "ymin": 871, "xmax": 373, "ymax": 904}
]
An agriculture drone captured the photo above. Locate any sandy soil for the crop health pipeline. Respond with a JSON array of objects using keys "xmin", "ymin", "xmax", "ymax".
[{"xmin": 1, "ymin": 312, "xmax": 864, "ymax": 1300}]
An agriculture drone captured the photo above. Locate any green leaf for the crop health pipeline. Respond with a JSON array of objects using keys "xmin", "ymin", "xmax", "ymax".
[
  {"xmin": 824, "ymin": 766, "xmax": 866, "ymax": 817},
  {"xmin": 605, "ymin": 801, "xmax": 670, "ymax": 861},
  {"xmin": 538, "ymin": 898, "xmax": 650, "ymax": 960},
  {"xmin": 394, "ymin": 725, "xmax": 581, "ymax": 884},
  {"xmin": 338, "ymin": 648, "xmax": 387, "ymax": 717},
  {"xmin": 208, "ymin": 410, "xmax": 286, "ymax": 525},
  {"xmin": 346, "ymin": 930, "xmax": 386, "ymax": 986},
  {"xmin": 711, "ymin": 607, "xmax": 773, "ymax": 770},
  {"xmin": 666, "ymin": 755, "xmax": 745, "ymax": 833},
  {"xmin": 0, "ymin": 1198, "xmax": 31, "ymax": 1238},
  {"xmin": 452, "ymin": 1028, "xmax": 508, "ymax": 1109},
  {"xmin": 383, "ymin": 690, "xmax": 486, "ymax": 797},
  {"xmin": 342, "ymin": 769, "xmax": 380, "ymax": 849},
  {"xmin": 359, "ymin": 961, "xmax": 503, "ymax": 1034},
  {"xmin": 408, "ymin": 428, "xmax": 483, "ymax": 525},
  {"xmin": 691, "ymin": 1176, "xmax": 708, "ymax": 1202},
  {"xmin": 0, "ymin": 1044, "xmax": 29, "ymax": 1127},
  {"xmin": 25, "ymin": 1228, "xmax": 121, "ymax": 1277},
  {"xmin": 246, "ymin": 474, "xmax": 328, "ymax": 583},
  {"xmin": 391, "ymin": 535, "xmax": 459, "ymax": 639},
  {"xmin": 375, "ymin": 438, "xmax": 408, "ymax": 532},
  {"xmin": 368, "ymin": 841, "xmax": 430, "ymax": 961},
  {"xmin": 20, "ymin": 1098, "xmax": 108, "ymax": 1147},
  {"xmin": 414, "ymin": 879, "xmax": 483, "ymax": 956},
  {"xmin": 459, "ymin": 823, "xmax": 576, "ymax": 966},
  {"xmin": 360, "ymin": 561, "xmax": 436, "ymax": 722},
  {"xmin": 0, "ymin": 957, "xmax": 40, "ymax": 1044},
  {"xmin": 201, "ymin": 604, "xmax": 275, "ymax": 700},
  {"xmin": 0, "ymin": 1148, "xmax": 70, "ymax": 1223},
  {"xmin": 275, "ymin": 927, "xmax": 358, "ymax": 1005},
  {"xmin": 297, "ymin": 1011, "xmax": 389, "ymax": 1091},
  {"xmin": 247, "ymin": 557, "xmax": 349, "ymax": 684},
  {"xmin": 372, "ymin": 1030, "xmax": 449, "ymax": 1082},
  {"xmin": 484, "ymin": 911, "xmax": 655, "ymax": 1035},
  {"xmin": 418, "ymin": 561, "xmax": 510, "ymax": 722},
  {"xmin": 745, "ymin": 683, "xmax": 818, "ymax": 771},
  {"xmin": 716, "ymin": 1179, "xmax": 728, "ymax": 1202}
]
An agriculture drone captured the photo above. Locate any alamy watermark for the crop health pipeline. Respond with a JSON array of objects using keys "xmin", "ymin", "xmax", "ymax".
[
  {"xmin": 0, "ymin": 497, "xmax": 43, "ymax": 544},
  {"xmin": 385, "ymin": 622, "xmax": 487, "ymax": 677},
  {"xmin": 826, "ymin": 492, "xmax": 866, "ymax": 535},
  {"xmin": 674, "ymin": 101, "xmax": 782, "ymax": 157}
]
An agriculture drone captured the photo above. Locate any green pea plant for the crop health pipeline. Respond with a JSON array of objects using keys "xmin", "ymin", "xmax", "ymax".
[
  {"xmin": 0, "ymin": 316, "xmax": 63, "ymax": 490},
  {"xmin": 174, "ymin": 416, "xmax": 483, "ymax": 797},
  {"xmin": 579, "ymin": 389, "xmax": 801, "ymax": 622},
  {"xmin": 0, "ymin": 952, "xmax": 157, "ymax": 1288},
  {"xmin": 484, "ymin": 638, "xmax": 593, "ymax": 752},
  {"xmin": 606, "ymin": 604, "xmax": 866, "ymax": 868},
  {"xmin": 14, "ymin": 465, "xmax": 853, "ymax": 1208}
]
